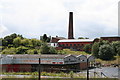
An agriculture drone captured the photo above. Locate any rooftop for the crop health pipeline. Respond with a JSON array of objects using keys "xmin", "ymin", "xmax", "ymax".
[{"xmin": 58, "ymin": 39, "xmax": 94, "ymax": 42}]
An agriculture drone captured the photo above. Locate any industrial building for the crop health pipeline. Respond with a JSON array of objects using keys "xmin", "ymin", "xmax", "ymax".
[
  {"xmin": 0, "ymin": 54, "xmax": 94, "ymax": 72},
  {"xmin": 58, "ymin": 39, "xmax": 94, "ymax": 51},
  {"xmin": 50, "ymin": 12, "xmax": 120, "ymax": 50}
]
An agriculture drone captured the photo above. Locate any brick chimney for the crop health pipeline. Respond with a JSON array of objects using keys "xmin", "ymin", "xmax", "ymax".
[{"xmin": 68, "ymin": 12, "xmax": 74, "ymax": 39}]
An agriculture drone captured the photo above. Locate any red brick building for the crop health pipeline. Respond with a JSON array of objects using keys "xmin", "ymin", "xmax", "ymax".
[
  {"xmin": 57, "ymin": 39, "xmax": 94, "ymax": 51},
  {"xmin": 100, "ymin": 36, "xmax": 120, "ymax": 42}
]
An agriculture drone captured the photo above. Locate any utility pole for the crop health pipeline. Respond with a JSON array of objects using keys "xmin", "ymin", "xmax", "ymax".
[
  {"xmin": 87, "ymin": 58, "xmax": 89, "ymax": 80},
  {"xmin": 39, "ymin": 58, "xmax": 41, "ymax": 80}
]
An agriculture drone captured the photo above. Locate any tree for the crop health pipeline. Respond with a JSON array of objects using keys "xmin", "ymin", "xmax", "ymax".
[
  {"xmin": 98, "ymin": 44, "xmax": 115, "ymax": 60},
  {"xmin": 4, "ymin": 33, "xmax": 17, "ymax": 45},
  {"xmin": 30, "ymin": 39, "xmax": 42, "ymax": 48},
  {"xmin": 117, "ymin": 48, "xmax": 120, "ymax": 56},
  {"xmin": 21, "ymin": 39, "xmax": 30, "ymax": 47},
  {"xmin": 92, "ymin": 42, "xmax": 99, "ymax": 58},
  {"xmin": 111, "ymin": 41, "xmax": 120, "ymax": 56},
  {"xmin": 27, "ymin": 49, "xmax": 35, "ymax": 54},
  {"xmin": 3, "ymin": 33, "xmax": 23, "ymax": 47},
  {"xmin": 13, "ymin": 37, "xmax": 21, "ymax": 47},
  {"xmin": 84, "ymin": 44, "xmax": 92, "ymax": 54},
  {"xmin": 27, "ymin": 49, "xmax": 39, "ymax": 54},
  {"xmin": 16, "ymin": 46, "xmax": 28, "ymax": 54},
  {"xmin": 40, "ymin": 43, "xmax": 50, "ymax": 54},
  {"xmin": 2, "ymin": 48, "xmax": 17, "ymax": 54},
  {"xmin": 43, "ymin": 34, "xmax": 48, "ymax": 42},
  {"xmin": 49, "ymin": 47, "xmax": 57, "ymax": 54},
  {"xmin": 78, "ymin": 37, "xmax": 89, "ymax": 39},
  {"xmin": 41, "ymin": 34, "xmax": 51, "ymax": 42}
]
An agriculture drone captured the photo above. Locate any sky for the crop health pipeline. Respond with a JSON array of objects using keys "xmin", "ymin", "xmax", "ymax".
[{"xmin": 0, "ymin": 0, "xmax": 119, "ymax": 39}]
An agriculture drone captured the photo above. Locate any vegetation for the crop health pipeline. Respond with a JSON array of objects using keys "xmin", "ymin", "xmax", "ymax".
[
  {"xmin": 2, "ymin": 71, "xmax": 85, "ymax": 78},
  {"xmin": 40, "ymin": 43, "xmax": 57, "ymax": 54},
  {"xmin": 40, "ymin": 34, "xmax": 51, "ymax": 42},
  {"xmin": 78, "ymin": 37, "xmax": 89, "ymax": 39},
  {"xmin": 2, "ymin": 72, "xmax": 119, "ymax": 80},
  {"xmin": 1, "ymin": 78, "xmax": 119, "ymax": 80},
  {"xmin": 91, "ymin": 40, "xmax": 120, "ymax": 61},
  {"xmin": 98, "ymin": 44, "xmax": 114, "ymax": 60},
  {"xmin": 0, "ymin": 33, "xmax": 120, "ymax": 61},
  {"xmin": 61, "ymin": 49, "xmax": 88, "ymax": 55},
  {"xmin": 0, "ymin": 33, "xmax": 55, "ymax": 54},
  {"xmin": 83, "ymin": 44, "xmax": 92, "ymax": 54}
]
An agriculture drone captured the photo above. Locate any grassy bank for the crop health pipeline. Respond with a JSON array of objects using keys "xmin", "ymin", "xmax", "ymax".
[
  {"xmin": 95, "ymin": 56, "xmax": 120, "ymax": 66},
  {"xmin": 2, "ymin": 72, "xmax": 86, "ymax": 78},
  {"xmin": 1, "ymin": 78, "xmax": 119, "ymax": 80},
  {"xmin": 63, "ymin": 49, "xmax": 88, "ymax": 55}
]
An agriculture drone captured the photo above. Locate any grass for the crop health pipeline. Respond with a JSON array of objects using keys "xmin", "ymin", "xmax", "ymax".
[
  {"xmin": 95, "ymin": 56, "xmax": 120, "ymax": 66},
  {"xmin": 63, "ymin": 49, "xmax": 88, "ymax": 55},
  {"xmin": 2, "ymin": 72, "xmax": 86, "ymax": 78},
  {"xmin": 1, "ymin": 78, "xmax": 119, "ymax": 80}
]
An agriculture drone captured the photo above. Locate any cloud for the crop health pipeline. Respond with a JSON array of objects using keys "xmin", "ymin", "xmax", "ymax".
[
  {"xmin": 74, "ymin": 0, "xmax": 119, "ymax": 38},
  {"xmin": 0, "ymin": 0, "xmax": 119, "ymax": 39},
  {"xmin": 0, "ymin": 24, "xmax": 10, "ymax": 37}
]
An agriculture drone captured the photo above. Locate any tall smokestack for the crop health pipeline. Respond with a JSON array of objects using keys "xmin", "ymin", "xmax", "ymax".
[{"xmin": 68, "ymin": 12, "xmax": 74, "ymax": 39}]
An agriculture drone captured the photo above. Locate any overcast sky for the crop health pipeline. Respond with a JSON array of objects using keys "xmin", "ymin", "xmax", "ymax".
[{"xmin": 0, "ymin": 0, "xmax": 119, "ymax": 39}]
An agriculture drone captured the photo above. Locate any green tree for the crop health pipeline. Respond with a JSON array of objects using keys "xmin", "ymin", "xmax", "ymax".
[
  {"xmin": 43, "ymin": 34, "xmax": 48, "ymax": 42},
  {"xmin": 41, "ymin": 34, "xmax": 51, "ymax": 42},
  {"xmin": 49, "ymin": 47, "xmax": 57, "ymax": 54},
  {"xmin": 13, "ymin": 37, "xmax": 21, "ymax": 47},
  {"xmin": 111, "ymin": 41, "xmax": 120, "ymax": 56},
  {"xmin": 78, "ymin": 37, "xmax": 89, "ymax": 39},
  {"xmin": 27, "ymin": 49, "xmax": 35, "ymax": 54},
  {"xmin": 92, "ymin": 42, "xmax": 99, "ymax": 58},
  {"xmin": 117, "ymin": 48, "xmax": 120, "ymax": 56},
  {"xmin": 27, "ymin": 49, "xmax": 39, "ymax": 54},
  {"xmin": 98, "ymin": 44, "xmax": 115, "ymax": 60},
  {"xmin": 21, "ymin": 39, "xmax": 30, "ymax": 47},
  {"xmin": 3, "ymin": 33, "xmax": 23, "ymax": 47},
  {"xmin": 4, "ymin": 33, "xmax": 17, "ymax": 45},
  {"xmin": 92, "ymin": 40, "xmax": 110, "ymax": 58},
  {"xmin": 2, "ymin": 48, "xmax": 17, "ymax": 54},
  {"xmin": 40, "ymin": 43, "xmax": 50, "ymax": 54},
  {"xmin": 16, "ymin": 46, "xmax": 28, "ymax": 54},
  {"xmin": 84, "ymin": 44, "xmax": 92, "ymax": 54},
  {"xmin": 99, "ymin": 39, "xmax": 109, "ymax": 45},
  {"xmin": 30, "ymin": 39, "xmax": 42, "ymax": 48},
  {"xmin": 34, "ymin": 50, "xmax": 38, "ymax": 54}
]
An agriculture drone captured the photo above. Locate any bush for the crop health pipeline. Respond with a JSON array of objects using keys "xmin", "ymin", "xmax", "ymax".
[{"xmin": 98, "ymin": 44, "xmax": 115, "ymax": 60}]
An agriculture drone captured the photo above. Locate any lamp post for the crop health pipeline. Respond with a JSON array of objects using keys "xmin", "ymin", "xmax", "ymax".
[
  {"xmin": 84, "ymin": 55, "xmax": 95, "ymax": 80},
  {"xmin": 39, "ymin": 58, "xmax": 41, "ymax": 80},
  {"xmin": 87, "ymin": 58, "xmax": 89, "ymax": 80},
  {"xmin": 0, "ymin": 55, "xmax": 2, "ymax": 79}
]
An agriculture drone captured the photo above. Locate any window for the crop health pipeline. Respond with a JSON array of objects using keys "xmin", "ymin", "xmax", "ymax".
[
  {"xmin": 74, "ymin": 44, "xmax": 76, "ymax": 46},
  {"xmin": 70, "ymin": 44, "xmax": 72, "ymax": 46},
  {"xmin": 66, "ymin": 44, "xmax": 68, "ymax": 46},
  {"xmin": 58, "ymin": 44, "xmax": 60, "ymax": 46}
]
